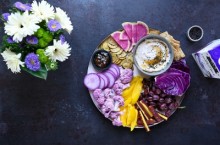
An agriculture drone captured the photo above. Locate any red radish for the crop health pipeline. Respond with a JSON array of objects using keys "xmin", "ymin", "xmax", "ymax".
[
  {"xmin": 111, "ymin": 31, "xmax": 131, "ymax": 52},
  {"xmin": 104, "ymin": 72, "xmax": 115, "ymax": 88},
  {"xmin": 84, "ymin": 73, "xmax": 100, "ymax": 91},
  {"xmin": 98, "ymin": 73, "xmax": 109, "ymax": 88}
]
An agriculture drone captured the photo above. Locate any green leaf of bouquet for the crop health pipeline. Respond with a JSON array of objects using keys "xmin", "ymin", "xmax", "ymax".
[{"xmin": 22, "ymin": 65, "xmax": 48, "ymax": 80}]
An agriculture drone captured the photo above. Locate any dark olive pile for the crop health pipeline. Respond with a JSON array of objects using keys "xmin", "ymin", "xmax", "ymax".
[{"xmin": 139, "ymin": 78, "xmax": 179, "ymax": 117}]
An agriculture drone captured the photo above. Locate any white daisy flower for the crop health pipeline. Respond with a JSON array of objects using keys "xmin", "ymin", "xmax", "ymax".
[
  {"xmin": 4, "ymin": 12, "xmax": 24, "ymax": 42},
  {"xmin": 22, "ymin": 11, "xmax": 40, "ymax": 36},
  {"xmin": 55, "ymin": 7, "xmax": 73, "ymax": 34},
  {"xmin": 1, "ymin": 49, "xmax": 24, "ymax": 73},
  {"xmin": 45, "ymin": 40, "xmax": 71, "ymax": 62},
  {"xmin": 31, "ymin": 0, "xmax": 55, "ymax": 22},
  {"xmin": 4, "ymin": 11, "xmax": 40, "ymax": 42}
]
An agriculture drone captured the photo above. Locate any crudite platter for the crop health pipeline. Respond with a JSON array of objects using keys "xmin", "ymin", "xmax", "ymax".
[{"xmin": 84, "ymin": 21, "xmax": 191, "ymax": 132}]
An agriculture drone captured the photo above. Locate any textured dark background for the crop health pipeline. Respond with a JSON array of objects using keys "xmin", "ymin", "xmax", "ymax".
[{"xmin": 0, "ymin": 0, "xmax": 220, "ymax": 145}]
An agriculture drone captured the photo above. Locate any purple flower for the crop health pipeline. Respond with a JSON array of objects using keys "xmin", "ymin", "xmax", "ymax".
[
  {"xmin": 26, "ymin": 36, "xmax": 38, "ymax": 45},
  {"xmin": 59, "ymin": 35, "xmax": 65, "ymax": 44},
  {"xmin": 2, "ymin": 13, "xmax": 10, "ymax": 21},
  {"xmin": 25, "ymin": 53, "xmax": 41, "ymax": 71},
  {"xmin": 14, "ymin": 2, "xmax": 31, "ymax": 11},
  {"xmin": 47, "ymin": 20, "xmax": 61, "ymax": 32},
  {"xmin": 7, "ymin": 37, "xmax": 15, "ymax": 43}
]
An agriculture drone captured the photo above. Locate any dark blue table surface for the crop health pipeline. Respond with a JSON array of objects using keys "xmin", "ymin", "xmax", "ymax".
[{"xmin": 0, "ymin": 0, "xmax": 220, "ymax": 145}]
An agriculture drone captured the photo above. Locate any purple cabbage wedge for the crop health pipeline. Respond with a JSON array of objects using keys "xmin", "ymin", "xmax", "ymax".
[
  {"xmin": 170, "ymin": 59, "xmax": 190, "ymax": 73},
  {"xmin": 155, "ymin": 59, "xmax": 190, "ymax": 96}
]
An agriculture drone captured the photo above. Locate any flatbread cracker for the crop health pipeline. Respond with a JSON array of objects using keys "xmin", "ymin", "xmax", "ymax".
[{"xmin": 160, "ymin": 31, "xmax": 185, "ymax": 61}]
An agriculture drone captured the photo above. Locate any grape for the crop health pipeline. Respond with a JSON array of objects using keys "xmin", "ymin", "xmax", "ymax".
[
  {"xmin": 155, "ymin": 89, "xmax": 161, "ymax": 95},
  {"xmin": 174, "ymin": 102, "xmax": 179, "ymax": 108},
  {"xmin": 165, "ymin": 97, "xmax": 172, "ymax": 104},
  {"xmin": 143, "ymin": 84, "xmax": 148, "ymax": 89},
  {"xmin": 144, "ymin": 100, "xmax": 149, "ymax": 104},
  {"xmin": 147, "ymin": 96, "xmax": 153, "ymax": 102},
  {"xmin": 159, "ymin": 98, "xmax": 165, "ymax": 103},
  {"xmin": 169, "ymin": 103, "xmax": 176, "ymax": 110},
  {"xmin": 153, "ymin": 95, "xmax": 159, "ymax": 101},
  {"xmin": 152, "ymin": 86, "xmax": 156, "ymax": 92},
  {"xmin": 143, "ymin": 89, "xmax": 149, "ymax": 95},
  {"xmin": 149, "ymin": 91, "xmax": 154, "ymax": 96},
  {"xmin": 161, "ymin": 93, "xmax": 166, "ymax": 98},
  {"xmin": 160, "ymin": 103, "xmax": 168, "ymax": 110},
  {"xmin": 165, "ymin": 110, "xmax": 172, "ymax": 117},
  {"xmin": 149, "ymin": 102, "xmax": 156, "ymax": 106}
]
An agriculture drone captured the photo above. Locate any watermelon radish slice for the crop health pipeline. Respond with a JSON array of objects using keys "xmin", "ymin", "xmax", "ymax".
[
  {"xmin": 122, "ymin": 22, "xmax": 133, "ymax": 40},
  {"xmin": 132, "ymin": 23, "xmax": 138, "ymax": 45},
  {"xmin": 136, "ymin": 21, "xmax": 149, "ymax": 42},
  {"xmin": 84, "ymin": 73, "xmax": 100, "ymax": 91},
  {"xmin": 98, "ymin": 73, "xmax": 109, "ymax": 88},
  {"xmin": 111, "ymin": 31, "xmax": 131, "ymax": 52},
  {"xmin": 119, "ymin": 30, "xmax": 130, "ymax": 41},
  {"xmin": 104, "ymin": 72, "xmax": 116, "ymax": 88}
]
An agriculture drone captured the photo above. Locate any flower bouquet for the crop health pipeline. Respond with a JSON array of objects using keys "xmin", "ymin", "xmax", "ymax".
[{"xmin": 1, "ymin": 1, "xmax": 73, "ymax": 79}]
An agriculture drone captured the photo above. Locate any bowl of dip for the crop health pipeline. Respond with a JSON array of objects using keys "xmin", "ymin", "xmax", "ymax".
[{"xmin": 133, "ymin": 34, "xmax": 174, "ymax": 76}]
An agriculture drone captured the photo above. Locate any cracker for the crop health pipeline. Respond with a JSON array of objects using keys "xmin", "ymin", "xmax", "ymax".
[{"xmin": 160, "ymin": 31, "xmax": 185, "ymax": 61}]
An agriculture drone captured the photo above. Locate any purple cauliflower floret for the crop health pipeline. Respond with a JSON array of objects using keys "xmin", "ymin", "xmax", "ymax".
[
  {"xmin": 112, "ymin": 117, "xmax": 122, "ymax": 126},
  {"xmin": 104, "ymin": 88, "xmax": 115, "ymax": 98},
  {"xmin": 112, "ymin": 82, "xmax": 124, "ymax": 95},
  {"xmin": 104, "ymin": 98, "xmax": 115, "ymax": 110},
  {"xmin": 101, "ymin": 98, "xmax": 115, "ymax": 118},
  {"xmin": 113, "ymin": 81, "xmax": 124, "ymax": 90},
  {"xmin": 113, "ymin": 96, "xmax": 124, "ymax": 106},
  {"xmin": 93, "ymin": 89, "xmax": 102, "ymax": 100},
  {"xmin": 120, "ymin": 69, "xmax": 133, "ymax": 84},
  {"xmin": 101, "ymin": 106, "xmax": 111, "ymax": 118},
  {"xmin": 110, "ymin": 112, "xmax": 121, "ymax": 120},
  {"xmin": 113, "ymin": 95, "xmax": 124, "ymax": 111},
  {"xmin": 122, "ymin": 83, "xmax": 130, "ymax": 90},
  {"xmin": 114, "ymin": 89, "xmax": 123, "ymax": 96},
  {"xmin": 96, "ymin": 97, "xmax": 105, "ymax": 106}
]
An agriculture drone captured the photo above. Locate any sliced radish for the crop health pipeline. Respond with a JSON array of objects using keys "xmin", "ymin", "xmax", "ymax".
[
  {"xmin": 98, "ymin": 76, "xmax": 105, "ymax": 89},
  {"xmin": 84, "ymin": 73, "xmax": 100, "ymax": 91},
  {"xmin": 109, "ymin": 67, "xmax": 119, "ymax": 77},
  {"xmin": 104, "ymin": 72, "xmax": 115, "ymax": 88},
  {"xmin": 98, "ymin": 73, "xmax": 109, "ymax": 88},
  {"xmin": 111, "ymin": 64, "xmax": 120, "ymax": 76},
  {"xmin": 106, "ymin": 70, "xmax": 117, "ymax": 78}
]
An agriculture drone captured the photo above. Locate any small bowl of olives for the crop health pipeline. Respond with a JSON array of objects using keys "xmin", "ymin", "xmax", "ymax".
[{"xmin": 92, "ymin": 49, "xmax": 112, "ymax": 71}]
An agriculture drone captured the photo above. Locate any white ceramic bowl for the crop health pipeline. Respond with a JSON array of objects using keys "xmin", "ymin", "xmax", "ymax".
[{"xmin": 133, "ymin": 34, "xmax": 174, "ymax": 76}]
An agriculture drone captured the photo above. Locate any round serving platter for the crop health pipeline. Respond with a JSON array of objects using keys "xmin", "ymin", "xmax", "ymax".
[{"xmin": 85, "ymin": 22, "xmax": 190, "ymax": 131}]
